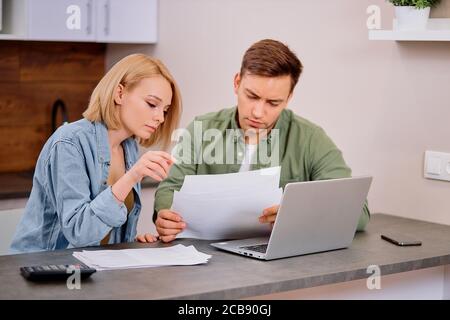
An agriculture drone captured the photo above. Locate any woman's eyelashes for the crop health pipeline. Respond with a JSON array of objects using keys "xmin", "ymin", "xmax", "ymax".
[
  {"xmin": 146, "ymin": 100, "xmax": 170, "ymax": 114},
  {"xmin": 146, "ymin": 101, "xmax": 157, "ymax": 108}
]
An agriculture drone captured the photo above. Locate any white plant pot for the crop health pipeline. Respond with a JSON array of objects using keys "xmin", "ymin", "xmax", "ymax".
[{"xmin": 395, "ymin": 6, "xmax": 430, "ymax": 30}]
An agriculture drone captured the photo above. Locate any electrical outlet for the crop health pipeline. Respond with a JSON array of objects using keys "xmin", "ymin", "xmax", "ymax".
[{"xmin": 424, "ymin": 151, "xmax": 450, "ymax": 182}]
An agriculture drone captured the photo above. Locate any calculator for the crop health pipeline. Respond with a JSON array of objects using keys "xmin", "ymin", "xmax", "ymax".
[{"xmin": 20, "ymin": 264, "xmax": 96, "ymax": 281}]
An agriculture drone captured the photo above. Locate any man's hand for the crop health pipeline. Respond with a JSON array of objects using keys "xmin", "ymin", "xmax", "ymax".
[
  {"xmin": 259, "ymin": 205, "xmax": 279, "ymax": 226},
  {"xmin": 155, "ymin": 209, "xmax": 186, "ymax": 243}
]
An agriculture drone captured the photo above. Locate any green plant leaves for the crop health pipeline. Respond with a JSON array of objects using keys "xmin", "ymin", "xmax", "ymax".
[{"xmin": 387, "ymin": 0, "xmax": 441, "ymax": 8}]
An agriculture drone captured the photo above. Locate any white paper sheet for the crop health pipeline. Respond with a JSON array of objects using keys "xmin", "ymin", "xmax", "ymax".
[
  {"xmin": 172, "ymin": 166, "xmax": 282, "ymax": 240},
  {"xmin": 73, "ymin": 244, "xmax": 211, "ymax": 271},
  {"xmin": 181, "ymin": 166, "xmax": 281, "ymax": 193}
]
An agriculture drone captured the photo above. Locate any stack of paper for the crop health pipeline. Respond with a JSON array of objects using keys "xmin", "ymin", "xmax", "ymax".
[
  {"xmin": 172, "ymin": 166, "xmax": 283, "ymax": 240},
  {"xmin": 73, "ymin": 244, "xmax": 211, "ymax": 271}
]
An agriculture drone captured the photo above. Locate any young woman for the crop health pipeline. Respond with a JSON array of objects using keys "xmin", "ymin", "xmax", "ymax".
[{"xmin": 10, "ymin": 54, "xmax": 181, "ymax": 253}]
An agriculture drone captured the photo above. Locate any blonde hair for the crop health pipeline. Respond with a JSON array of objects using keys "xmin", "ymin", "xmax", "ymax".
[{"xmin": 83, "ymin": 54, "xmax": 181, "ymax": 149}]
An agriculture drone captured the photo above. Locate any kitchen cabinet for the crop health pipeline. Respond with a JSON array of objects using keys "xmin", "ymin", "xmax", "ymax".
[
  {"xmin": 28, "ymin": 0, "xmax": 95, "ymax": 42},
  {"xmin": 0, "ymin": 0, "xmax": 158, "ymax": 43},
  {"xmin": 96, "ymin": 0, "xmax": 157, "ymax": 43}
]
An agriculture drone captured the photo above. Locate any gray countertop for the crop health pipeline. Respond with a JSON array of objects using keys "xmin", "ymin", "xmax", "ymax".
[{"xmin": 1, "ymin": 213, "xmax": 450, "ymax": 299}]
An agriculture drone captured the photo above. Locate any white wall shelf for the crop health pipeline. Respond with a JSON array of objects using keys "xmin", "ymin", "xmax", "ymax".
[{"xmin": 369, "ymin": 18, "xmax": 450, "ymax": 41}]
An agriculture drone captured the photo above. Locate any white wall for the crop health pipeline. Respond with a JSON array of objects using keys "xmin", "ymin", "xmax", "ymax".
[{"xmin": 107, "ymin": 0, "xmax": 450, "ymax": 231}]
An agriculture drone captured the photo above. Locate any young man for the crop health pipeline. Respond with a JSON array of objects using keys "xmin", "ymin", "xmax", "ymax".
[{"xmin": 153, "ymin": 39, "xmax": 370, "ymax": 242}]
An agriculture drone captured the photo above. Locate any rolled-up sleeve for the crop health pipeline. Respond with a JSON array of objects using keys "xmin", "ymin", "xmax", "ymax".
[{"xmin": 46, "ymin": 141, "xmax": 127, "ymax": 247}]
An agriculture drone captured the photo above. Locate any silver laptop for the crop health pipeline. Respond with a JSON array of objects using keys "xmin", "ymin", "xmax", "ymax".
[{"xmin": 210, "ymin": 176, "xmax": 372, "ymax": 260}]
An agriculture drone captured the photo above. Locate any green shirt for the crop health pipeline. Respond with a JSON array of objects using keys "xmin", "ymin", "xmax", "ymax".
[{"xmin": 153, "ymin": 106, "xmax": 370, "ymax": 231}]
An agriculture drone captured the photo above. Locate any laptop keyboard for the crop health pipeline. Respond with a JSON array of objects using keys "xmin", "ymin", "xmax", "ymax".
[{"xmin": 240, "ymin": 244, "xmax": 268, "ymax": 253}]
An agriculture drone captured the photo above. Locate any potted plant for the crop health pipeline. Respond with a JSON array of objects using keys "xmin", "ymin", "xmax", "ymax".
[{"xmin": 388, "ymin": 0, "xmax": 441, "ymax": 30}]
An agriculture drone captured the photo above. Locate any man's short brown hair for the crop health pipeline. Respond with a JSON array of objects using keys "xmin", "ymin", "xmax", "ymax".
[{"xmin": 240, "ymin": 39, "xmax": 303, "ymax": 93}]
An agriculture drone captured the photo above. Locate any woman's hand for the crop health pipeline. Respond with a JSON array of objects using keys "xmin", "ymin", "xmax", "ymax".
[
  {"xmin": 136, "ymin": 233, "xmax": 159, "ymax": 243},
  {"xmin": 129, "ymin": 151, "xmax": 175, "ymax": 183},
  {"xmin": 112, "ymin": 151, "xmax": 175, "ymax": 203}
]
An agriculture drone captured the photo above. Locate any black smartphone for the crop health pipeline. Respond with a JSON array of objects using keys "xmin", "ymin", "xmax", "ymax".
[{"xmin": 381, "ymin": 233, "xmax": 422, "ymax": 246}]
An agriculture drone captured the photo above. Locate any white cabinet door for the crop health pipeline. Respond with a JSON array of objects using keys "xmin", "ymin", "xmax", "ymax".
[
  {"xmin": 96, "ymin": 0, "xmax": 157, "ymax": 43},
  {"xmin": 28, "ymin": 0, "xmax": 95, "ymax": 41}
]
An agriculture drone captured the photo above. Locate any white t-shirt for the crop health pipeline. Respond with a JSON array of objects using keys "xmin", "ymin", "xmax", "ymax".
[{"xmin": 239, "ymin": 143, "xmax": 258, "ymax": 172}]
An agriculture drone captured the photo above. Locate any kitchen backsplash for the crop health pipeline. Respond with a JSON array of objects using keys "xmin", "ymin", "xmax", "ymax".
[{"xmin": 0, "ymin": 41, "xmax": 105, "ymax": 173}]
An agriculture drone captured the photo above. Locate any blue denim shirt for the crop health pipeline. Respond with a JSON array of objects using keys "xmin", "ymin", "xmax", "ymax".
[{"xmin": 10, "ymin": 119, "xmax": 142, "ymax": 253}]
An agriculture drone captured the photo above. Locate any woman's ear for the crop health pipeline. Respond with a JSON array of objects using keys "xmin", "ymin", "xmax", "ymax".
[{"xmin": 114, "ymin": 84, "xmax": 125, "ymax": 106}]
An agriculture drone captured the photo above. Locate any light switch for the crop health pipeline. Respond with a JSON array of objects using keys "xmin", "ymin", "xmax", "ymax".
[
  {"xmin": 424, "ymin": 151, "xmax": 450, "ymax": 182},
  {"xmin": 426, "ymin": 156, "xmax": 441, "ymax": 175}
]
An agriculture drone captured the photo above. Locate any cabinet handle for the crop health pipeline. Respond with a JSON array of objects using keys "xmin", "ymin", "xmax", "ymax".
[
  {"xmin": 86, "ymin": 0, "xmax": 93, "ymax": 35},
  {"xmin": 104, "ymin": 0, "xmax": 110, "ymax": 36}
]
